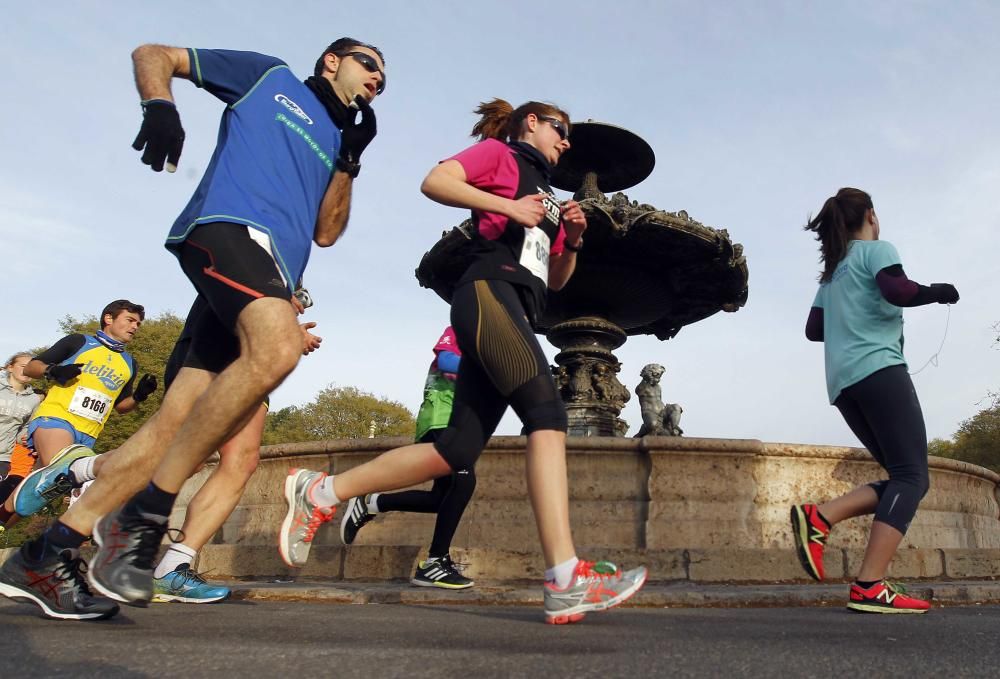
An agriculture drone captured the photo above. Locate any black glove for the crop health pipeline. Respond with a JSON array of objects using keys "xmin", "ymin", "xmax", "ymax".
[
  {"xmin": 337, "ymin": 95, "xmax": 377, "ymax": 167},
  {"xmin": 931, "ymin": 283, "xmax": 959, "ymax": 304},
  {"xmin": 45, "ymin": 363, "xmax": 83, "ymax": 386},
  {"xmin": 133, "ymin": 373, "xmax": 158, "ymax": 403},
  {"xmin": 132, "ymin": 99, "xmax": 185, "ymax": 172}
]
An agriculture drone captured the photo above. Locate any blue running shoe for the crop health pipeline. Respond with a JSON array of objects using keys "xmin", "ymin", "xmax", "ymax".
[
  {"xmin": 13, "ymin": 444, "xmax": 95, "ymax": 517},
  {"xmin": 152, "ymin": 565, "xmax": 231, "ymax": 604}
]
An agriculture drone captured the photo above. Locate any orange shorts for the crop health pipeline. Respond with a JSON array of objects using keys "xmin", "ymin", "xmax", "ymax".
[{"xmin": 8, "ymin": 442, "xmax": 37, "ymax": 478}]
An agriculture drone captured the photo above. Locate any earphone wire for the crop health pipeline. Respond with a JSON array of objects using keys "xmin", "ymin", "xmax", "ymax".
[{"xmin": 909, "ymin": 304, "xmax": 952, "ymax": 376}]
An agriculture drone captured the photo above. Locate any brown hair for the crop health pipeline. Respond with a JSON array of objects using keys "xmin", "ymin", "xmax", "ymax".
[
  {"xmin": 471, "ymin": 98, "xmax": 571, "ymax": 142},
  {"xmin": 100, "ymin": 300, "xmax": 145, "ymax": 330},
  {"xmin": 4, "ymin": 352, "xmax": 31, "ymax": 369},
  {"xmin": 804, "ymin": 187, "xmax": 874, "ymax": 282}
]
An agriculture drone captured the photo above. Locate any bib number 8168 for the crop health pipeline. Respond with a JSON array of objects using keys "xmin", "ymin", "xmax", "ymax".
[{"xmin": 80, "ymin": 396, "xmax": 108, "ymax": 415}]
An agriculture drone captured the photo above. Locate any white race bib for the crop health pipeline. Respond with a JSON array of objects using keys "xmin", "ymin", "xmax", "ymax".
[
  {"xmin": 520, "ymin": 227, "xmax": 551, "ymax": 282},
  {"xmin": 67, "ymin": 386, "xmax": 112, "ymax": 423}
]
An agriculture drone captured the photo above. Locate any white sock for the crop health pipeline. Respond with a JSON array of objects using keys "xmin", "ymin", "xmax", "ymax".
[
  {"xmin": 69, "ymin": 456, "xmax": 97, "ymax": 485},
  {"xmin": 545, "ymin": 556, "xmax": 579, "ymax": 589},
  {"xmin": 366, "ymin": 493, "xmax": 381, "ymax": 514},
  {"xmin": 310, "ymin": 474, "xmax": 340, "ymax": 508},
  {"xmin": 154, "ymin": 543, "xmax": 197, "ymax": 579}
]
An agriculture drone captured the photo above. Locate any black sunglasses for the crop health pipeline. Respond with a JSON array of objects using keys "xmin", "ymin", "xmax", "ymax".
[
  {"xmin": 538, "ymin": 115, "xmax": 569, "ymax": 141},
  {"xmin": 342, "ymin": 51, "xmax": 385, "ymax": 95}
]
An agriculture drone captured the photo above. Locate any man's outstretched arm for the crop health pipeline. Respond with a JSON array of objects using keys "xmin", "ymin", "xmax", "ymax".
[{"xmin": 131, "ymin": 44, "xmax": 190, "ymax": 172}]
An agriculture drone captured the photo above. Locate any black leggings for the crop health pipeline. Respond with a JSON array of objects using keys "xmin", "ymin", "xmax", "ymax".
[
  {"xmin": 377, "ymin": 430, "xmax": 476, "ymax": 558},
  {"xmin": 433, "ymin": 279, "xmax": 567, "ymax": 471},
  {"xmin": 834, "ymin": 364, "xmax": 929, "ymax": 534},
  {"xmin": 0, "ymin": 474, "xmax": 24, "ymax": 506}
]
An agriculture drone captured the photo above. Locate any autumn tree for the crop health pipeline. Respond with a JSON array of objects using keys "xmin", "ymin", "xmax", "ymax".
[
  {"xmin": 264, "ymin": 385, "xmax": 415, "ymax": 444},
  {"xmin": 930, "ymin": 406, "xmax": 1000, "ymax": 473}
]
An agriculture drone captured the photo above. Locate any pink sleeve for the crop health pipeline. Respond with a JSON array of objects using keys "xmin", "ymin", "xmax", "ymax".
[
  {"xmin": 432, "ymin": 326, "xmax": 461, "ymax": 357},
  {"xmin": 550, "ymin": 221, "xmax": 566, "ymax": 256},
  {"xmin": 445, "ymin": 139, "xmax": 506, "ymax": 185},
  {"xmin": 443, "ymin": 139, "xmax": 518, "ymax": 241}
]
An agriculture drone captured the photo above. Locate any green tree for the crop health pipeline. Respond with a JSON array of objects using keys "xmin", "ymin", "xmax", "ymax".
[
  {"xmin": 930, "ymin": 406, "xmax": 1000, "ymax": 473},
  {"xmin": 263, "ymin": 385, "xmax": 415, "ymax": 444},
  {"xmin": 43, "ymin": 312, "xmax": 185, "ymax": 453}
]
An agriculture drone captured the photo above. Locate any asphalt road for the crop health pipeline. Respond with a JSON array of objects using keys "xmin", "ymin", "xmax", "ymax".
[{"xmin": 1, "ymin": 599, "xmax": 997, "ymax": 678}]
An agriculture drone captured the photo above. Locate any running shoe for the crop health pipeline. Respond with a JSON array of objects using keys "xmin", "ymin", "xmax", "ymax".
[
  {"xmin": 88, "ymin": 508, "xmax": 169, "ymax": 606},
  {"xmin": 152, "ymin": 564, "xmax": 231, "ymax": 603},
  {"xmin": 791, "ymin": 503, "xmax": 830, "ymax": 581},
  {"xmin": 847, "ymin": 580, "xmax": 931, "ymax": 614},
  {"xmin": 340, "ymin": 494, "xmax": 376, "ymax": 545},
  {"xmin": 411, "ymin": 554, "xmax": 474, "ymax": 589},
  {"xmin": 0, "ymin": 545, "xmax": 119, "ymax": 621},
  {"xmin": 279, "ymin": 468, "xmax": 334, "ymax": 568},
  {"xmin": 13, "ymin": 444, "xmax": 94, "ymax": 517},
  {"xmin": 543, "ymin": 559, "xmax": 648, "ymax": 625}
]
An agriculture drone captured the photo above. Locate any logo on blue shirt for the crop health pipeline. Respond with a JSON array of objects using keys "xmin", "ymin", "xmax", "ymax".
[{"xmin": 274, "ymin": 94, "xmax": 313, "ymax": 125}]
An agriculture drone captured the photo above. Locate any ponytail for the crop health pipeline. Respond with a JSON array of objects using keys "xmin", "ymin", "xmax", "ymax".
[
  {"xmin": 471, "ymin": 99, "xmax": 514, "ymax": 140},
  {"xmin": 471, "ymin": 99, "xmax": 571, "ymax": 142},
  {"xmin": 804, "ymin": 187, "xmax": 873, "ymax": 282}
]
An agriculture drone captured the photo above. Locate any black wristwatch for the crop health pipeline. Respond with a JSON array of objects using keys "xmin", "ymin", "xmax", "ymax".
[
  {"xmin": 564, "ymin": 238, "xmax": 583, "ymax": 252},
  {"xmin": 335, "ymin": 155, "xmax": 361, "ymax": 178}
]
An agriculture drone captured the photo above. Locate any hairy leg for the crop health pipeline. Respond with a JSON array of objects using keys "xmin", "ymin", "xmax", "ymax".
[
  {"xmin": 57, "ymin": 368, "xmax": 213, "ymax": 534},
  {"xmin": 177, "ymin": 404, "xmax": 266, "ymax": 551},
  {"xmin": 152, "ymin": 297, "xmax": 300, "ymax": 494}
]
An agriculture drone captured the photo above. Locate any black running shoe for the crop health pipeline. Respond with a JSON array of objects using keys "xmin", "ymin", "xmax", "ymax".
[
  {"xmin": 340, "ymin": 495, "xmax": 376, "ymax": 545},
  {"xmin": 88, "ymin": 509, "xmax": 169, "ymax": 607},
  {"xmin": 0, "ymin": 546, "xmax": 119, "ymax": 621},
  {"xmin": 411, "ymin": 554, "xmax": 474, "ymax": 589}
]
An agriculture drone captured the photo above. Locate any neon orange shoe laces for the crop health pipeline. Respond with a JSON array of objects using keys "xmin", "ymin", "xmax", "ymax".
[{"xmin": 302, "ymin": 508, "xmax": 334, "ymax": 544}]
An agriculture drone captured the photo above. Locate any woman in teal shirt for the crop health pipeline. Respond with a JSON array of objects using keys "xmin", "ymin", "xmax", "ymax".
[{"xmin": 791, "ymin": 187, "xmax": 958, "ymax": 614}]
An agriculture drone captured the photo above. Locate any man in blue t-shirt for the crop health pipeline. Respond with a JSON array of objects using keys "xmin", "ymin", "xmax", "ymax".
[{"xmin": 0, "ymin": 37, "xmax": 385, "ymax": 620}]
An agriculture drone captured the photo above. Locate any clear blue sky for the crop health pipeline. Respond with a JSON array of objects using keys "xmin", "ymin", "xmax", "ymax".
[{"xmin": 2, "ymin": 1, "xmax": 997, "ymax": 445}]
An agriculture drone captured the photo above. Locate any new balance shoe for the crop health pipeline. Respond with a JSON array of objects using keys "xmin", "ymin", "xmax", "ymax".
[
  {"xmin": 791, "ymin": 503, "xmax": 830, "ymax": 581},
  {"xmin": 88, "ymin": 508, "xmax": 169, "ymax": 606},
  {"xmin": 848, "ymin": 580, "xmax": 930, "ymax": 614},
  {"xmin": 152, "ymin": 564, "xmax": 230, "ymax": 603},
  {"xmin": 411, "ymin": 554, "xmax": 474, "ymax": 589},
  {"xmin": 340, "ymin": 495, "xmax": 376, "ymax": 545},
  {"xmin": 543, "ymin": 560, "xmax": 648, "ymax": 625},
  {"xmin": 0, "ymin": 545, "xmax": 119, "ymax": 621},
  {"xmin": 13, "ymin": 444, "xmax": 95, "ymax": 517},
  {"xmin": 279, "ymin": 468, "xmax": 334, "ymax": 567}
]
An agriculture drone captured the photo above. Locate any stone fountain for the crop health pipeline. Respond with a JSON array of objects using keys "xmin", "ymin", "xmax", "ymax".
[{"xmin": 417, "ymin": 122, "xmax": 749, "ymax": 436}]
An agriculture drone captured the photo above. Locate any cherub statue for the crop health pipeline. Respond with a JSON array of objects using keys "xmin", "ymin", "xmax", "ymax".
[{"xmin": 634, "ymin": 363, "xmax": 683, "ymax": 437}]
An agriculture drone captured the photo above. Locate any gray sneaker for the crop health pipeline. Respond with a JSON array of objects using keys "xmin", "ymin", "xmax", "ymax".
[
  {"xmin": 88, "ymin": 509, "xmax": 168, "ymax": 606},
  {"xmin": 279, "ymin": 468, "xmax": 334, "ymax": 567},
  {"xmin": 0, "ymin": 545, "xmax": 119, "ymax": 621},
  {"xmin": 543, "ymin": 560, "xmax": 648, "ymax": 625}
]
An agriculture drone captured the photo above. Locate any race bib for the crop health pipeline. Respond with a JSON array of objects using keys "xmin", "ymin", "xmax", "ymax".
[
  {"xmin": 520, "ymin": 227, "xmax": 551, "ymax": 282},
  {"xmin": 67, "ymin": 386, "xmax": 112, "ymax": 423}
]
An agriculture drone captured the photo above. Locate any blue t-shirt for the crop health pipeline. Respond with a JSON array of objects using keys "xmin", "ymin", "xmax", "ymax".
[
  {"xmin": 166, "ymin": 49, "xmax": 341, "ymax": 290},
  {"xmin": 813, "ymin": 240, "xmax": 907, "ymax": 403}
]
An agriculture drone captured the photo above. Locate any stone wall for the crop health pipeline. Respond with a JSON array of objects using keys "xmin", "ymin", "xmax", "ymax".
[{"xmin": 174, "ymin": 436, "xmax": 1000, "ymax": 582}]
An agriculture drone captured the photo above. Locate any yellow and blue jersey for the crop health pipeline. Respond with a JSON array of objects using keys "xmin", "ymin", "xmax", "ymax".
[{"xmin": 31, "ymin": 334, "xmax": 137, "ymax": 439}]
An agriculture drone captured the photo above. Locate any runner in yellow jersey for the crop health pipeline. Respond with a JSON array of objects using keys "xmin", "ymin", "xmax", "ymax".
[{"xmin": 4, "ymin": 300, "xmax": 157, "ymax": 521}]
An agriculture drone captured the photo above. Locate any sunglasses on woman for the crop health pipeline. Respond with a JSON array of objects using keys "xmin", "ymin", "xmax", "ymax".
[
  {"xmin": 343, "ymin": 51, "xmax": 386, "ymax": 94},
  {"xmin": 538, "ymin": 115, "xmax": 569, "ymax": 141}
]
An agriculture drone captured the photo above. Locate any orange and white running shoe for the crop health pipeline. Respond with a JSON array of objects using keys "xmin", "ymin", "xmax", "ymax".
[
  {"xmin": 543, "ymin": 560, "xmax": 647, "ymax": 625},
  {"xmin": 278, "ymin": 469, "xmax": 335, "ymax": 568}
]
